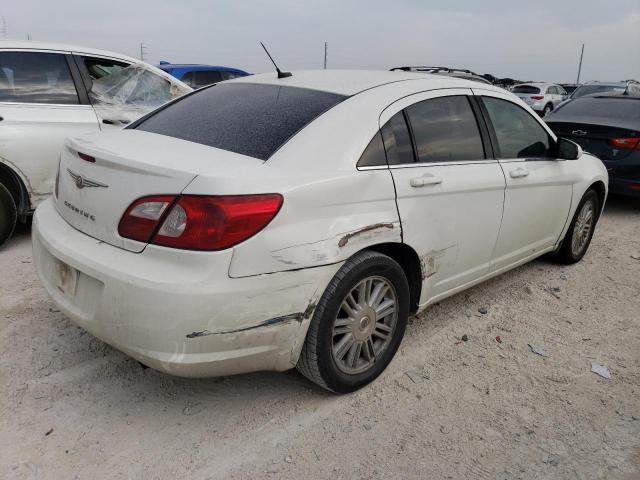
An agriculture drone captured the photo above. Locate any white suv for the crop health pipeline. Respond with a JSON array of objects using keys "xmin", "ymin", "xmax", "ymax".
[
  {"xmin": 511, "ymin": 82, "xmax": 568, "ymax": 117},
  {"xmin": 0, "ymin": 41, "xmax": 190, "ymax": 246}
]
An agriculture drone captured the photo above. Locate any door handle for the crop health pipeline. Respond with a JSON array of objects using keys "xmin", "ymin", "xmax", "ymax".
[
  {"xmin": 410, "ymin": 174, "xmax": 443, "ymax": 187},
  {"xmin": 509, "ymin": 167, "xmax": 530, "ymax": 179}
]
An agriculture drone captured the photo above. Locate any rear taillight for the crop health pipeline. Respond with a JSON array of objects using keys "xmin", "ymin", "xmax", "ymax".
[
  {"xmin": 610, "ymin": 137, "xmax": 640, "ymax": 150},
  {"xmin": 118, "ymin": 194, "xmax": 283, "ymax": 251},
  {"xmin": 530, "ymin": 95, "xmax": 544, "ymax": 100}
]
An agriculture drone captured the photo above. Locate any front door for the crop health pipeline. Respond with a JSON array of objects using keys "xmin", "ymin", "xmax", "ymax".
[
  {"xmin": 475, "ymin": 89, "xmax": 574, "ymax": 272},
  {"xmin": 382, "ymin": 90, "xmax": 506, "ymax": 304}
]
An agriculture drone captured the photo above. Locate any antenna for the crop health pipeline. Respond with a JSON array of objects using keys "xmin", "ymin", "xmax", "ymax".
[
  {"xmin": 0, "ymin": 17, "xmax": 7, "ymax": 39},
  {"xmin": 576, "ymin": 43, "xmax": 585, "ymax": 85},
  {"xmin": 260, "ymin": 42, "xmax": 292, "ymax": 78}
]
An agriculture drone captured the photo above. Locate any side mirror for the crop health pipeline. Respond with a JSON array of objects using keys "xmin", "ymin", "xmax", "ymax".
[{"xmin": 557, "ymin": 137, "xmax": 582, "ymax": 160}]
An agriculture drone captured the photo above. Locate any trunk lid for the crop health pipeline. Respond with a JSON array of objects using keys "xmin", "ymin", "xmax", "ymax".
[
  {"xmin": 56, "ymin": 130, "xmax": 263, "ymax": 252},
  {"xmin": 546, "ymin": 121, "xmax": 640, "ymax": 161}
]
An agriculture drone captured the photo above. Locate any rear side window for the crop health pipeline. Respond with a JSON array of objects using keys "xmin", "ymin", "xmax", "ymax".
[
  {"xmin": 405, "ymin": 96, "xmax": 485, "ymax": 163},
  {"xmin": 482, "ymin": 97, "xmax": 552, "ymax": 158},
  {"xmin": 135, "ymin": 83, "xmax": 346, "ymax": 160},
  {"xmin": 357, "ymin": 131, "xmax": 387, "ymax": 167},
  {"xmin": 512, "ymin": 85, "xmax": 541, "ymax": 94},
  {"xmin": 192, "ymin": 70, "xmax": 223, "ymax": 88},
  {"xmin": 0, "ymin": 51, "xmax": 79, "ymax": 104},
  {"xmin": 381, "ymin": 111, "xmax": 415, "ymax": 165}
]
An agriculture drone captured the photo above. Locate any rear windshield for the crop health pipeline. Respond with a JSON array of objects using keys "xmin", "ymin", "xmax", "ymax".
[
  {"xmin": 572, "ymin": 85, "xmax": 626, "ymax": 98},
  {"xmin": 512, "ymin": 85, "xmax": 541, "ymax": 94},
  {"xmin": 134, "ymin": 83, "xmax": 346, "ymax": 160},
  {"xmin": 556, "ymin": 97, "xmax": 640, "ymax": 120}
]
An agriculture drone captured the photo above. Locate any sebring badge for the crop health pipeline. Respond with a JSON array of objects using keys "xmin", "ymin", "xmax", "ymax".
[{"xmin": 67, "ymin": 169, "xmax": 108, "ymax": 189}]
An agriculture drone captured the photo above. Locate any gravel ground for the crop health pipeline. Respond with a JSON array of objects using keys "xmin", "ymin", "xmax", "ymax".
[{"xmin": 1, "ymin": 195, "xmax": 639, "ymax": 480}]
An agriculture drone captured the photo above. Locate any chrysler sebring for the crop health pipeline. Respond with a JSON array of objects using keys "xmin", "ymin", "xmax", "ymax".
[{"xmin": 32, "ymin": 71, "xmax": 608, "ymax": 392}]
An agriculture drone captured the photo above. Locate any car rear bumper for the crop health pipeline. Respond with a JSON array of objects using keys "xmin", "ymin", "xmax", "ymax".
[
  {"xmin": 32, "ymin": 199, "xmax": 341, "ymax": 377},
  {"xmin": 609, "ymin": 177, "xmax": 640, "ymax": 197}
]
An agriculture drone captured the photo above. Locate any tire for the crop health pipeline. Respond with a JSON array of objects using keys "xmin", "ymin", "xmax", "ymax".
[
  {"xmin": 555, "ymin": 189, "xmax": 599, "ymax": 264},
  {"xmin": 543, "ymin": 104, "xmax": 553, "ymax": 117},
  {"xmin": 296, "ymin": 250, "xmax": 410, "ymax": 393},
  {"xmin": 0, "ymin": 182, "xmax": 17, "ymax": 248}
]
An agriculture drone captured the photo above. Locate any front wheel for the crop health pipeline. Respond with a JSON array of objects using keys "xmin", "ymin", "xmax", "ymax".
[
  {"xmin": 296, "ymin": 250, "xmax": 410, "ymax": 393},
  {"xmin": 555, "ymin": 189, "xmax": 599, "ymax": 264},
  {"xmin": 0, "ymin": 182, "xmax": 17, "ymax": 248}
]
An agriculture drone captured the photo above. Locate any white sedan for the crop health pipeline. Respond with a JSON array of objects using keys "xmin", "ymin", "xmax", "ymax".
[{"xmin": 32, "ymin": 70, "xmax": 608, "ymax": 393}]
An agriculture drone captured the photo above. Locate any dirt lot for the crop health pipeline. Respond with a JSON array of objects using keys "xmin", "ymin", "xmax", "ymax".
[{"xmin": 1, "ymin": 196, "xmax": 639, "ymax": 480}]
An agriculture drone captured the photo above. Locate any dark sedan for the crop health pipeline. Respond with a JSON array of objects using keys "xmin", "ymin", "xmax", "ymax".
[{"xmin": 546, "ymin": 94, "xmax": 640, "ymax": 197}]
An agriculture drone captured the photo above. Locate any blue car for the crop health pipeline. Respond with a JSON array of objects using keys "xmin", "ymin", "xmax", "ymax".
[{"xmin": 157, "ymin": 62, "xmax": 250, "ymax": 89}]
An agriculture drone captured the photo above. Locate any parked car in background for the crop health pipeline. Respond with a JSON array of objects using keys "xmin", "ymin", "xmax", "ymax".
[
  {"xmin": 511, "ymin": 83, "xmax": 568, "ymax": 116},
  {"xmin": 569, "ymin": 80, "xmax": 640, "ymax": 99},
  {"xmin": 0, "ymin": 40, "xmax": 191, "ymax": 246},
  {"xmin": 390, "ymin": 66, "xmax": 492, "ymax": 85},
  {"xmin": 33, "ymin": 70, "xmax": 607, "ymax": 393},
  {"xmin": 560, "ymin": 83, "xmax": 580, "ymax": 95},
  {"xmin": 546, "ymin": 93, "xmax": 640, "ymax": 197},
  {"xmin": 157, "ymin": 62, "xmax": 250, "ymax": 89}
]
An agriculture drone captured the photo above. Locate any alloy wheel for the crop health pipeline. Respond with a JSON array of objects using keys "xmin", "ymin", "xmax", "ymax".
[
  {"xmin": 571, "ymin": 199, "xmax": 595, "ymax": 256},
  {"xmin": 331, "ymin": 276, "xmax": 398, "ymax": 375}
]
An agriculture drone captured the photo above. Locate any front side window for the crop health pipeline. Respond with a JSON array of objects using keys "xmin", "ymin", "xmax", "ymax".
[
  {"xmin": 82, "ymin": 56, "xmax": 129, "ymax": 80},
  {"xmin": 0, "ymin": 51, "xmax": 78, "ymax": 104},
  {"xmin": 135, "ymin": 83, "xmax": 346, "ymax": 160},
  {"xmin": 405, "ymin": 95, "xmax": 485, "ymax": 163},
  {"xmin": 482, "ymin": 97, "xmax": 552, "ymax": 158}
]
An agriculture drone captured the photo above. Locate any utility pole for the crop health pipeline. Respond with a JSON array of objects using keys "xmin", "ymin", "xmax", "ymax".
[
  {"xmin": 324, "ymin": 42, "xmax": 327, "ymax": 69},
  {"xmin": 0, "ymin": 17, "xmax": 7, "ymax": 39},
  {"xmin": 576, "ymin": 43, "xmax": 585, "ymax": 85},
  {"xmin": 139, "ymin": 42, "xmax": 148, "ymax": 62}
]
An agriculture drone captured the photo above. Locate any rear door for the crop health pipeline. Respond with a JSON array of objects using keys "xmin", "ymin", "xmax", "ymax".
[
  {"xmin": 384, "ymin": 89, "xmax": 506, "ymax": 303},
  {"xmin": 0, "ymin": 50, "xmax": 100, "ymax": 207},
  {"xmin": 475, "ymin": 89, "xmax": 574, "ymax": 272}
]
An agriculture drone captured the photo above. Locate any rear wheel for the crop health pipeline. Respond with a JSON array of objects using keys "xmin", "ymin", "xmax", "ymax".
[
  {"xmin": 0, "ymin": 182, "xmax": 17, "ymax": 248},
  {"xmin": 555, "ymin": 189, "xmax": 599, "ymax": 264},
  {"xmin": 296, "ymin": 250, "xmax": 409, "ymax": 393},
  {"xmin": 542, "ymin": 103, "xmax": 553, "ymax": 117}
]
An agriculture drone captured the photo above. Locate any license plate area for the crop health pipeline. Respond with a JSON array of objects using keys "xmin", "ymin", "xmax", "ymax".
[{"xmin": 55, "ymin": 259, "xmax": 79, "ymax": 297}]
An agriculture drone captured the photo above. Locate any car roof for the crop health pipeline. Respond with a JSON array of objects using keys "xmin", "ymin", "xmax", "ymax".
[
  {"xmin": 0, "ymin": 39, "xmax": 141, "ymax": 64},
  {"xmin": 229, "ymin": 69, "xmax": 491, "ymax": 96}
]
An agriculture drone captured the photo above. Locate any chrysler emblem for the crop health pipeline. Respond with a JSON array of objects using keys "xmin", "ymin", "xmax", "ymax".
[
  {"xmin": 572, "ymin": 130, "xmax": 587, "ymax": 136},
  {"xmin": 67, "ymin": 169, "xmax": 108, "ymax": 189}
]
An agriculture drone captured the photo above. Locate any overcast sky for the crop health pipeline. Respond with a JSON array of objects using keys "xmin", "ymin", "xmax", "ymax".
[{"xmin": 2, "ymin": 0, "xmax": 639, "ymax": 82}]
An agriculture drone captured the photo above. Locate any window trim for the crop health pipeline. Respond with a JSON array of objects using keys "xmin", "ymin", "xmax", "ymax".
[{"xmin": 477, "ymin": 95, "xmax": 557, "ymax": 161}]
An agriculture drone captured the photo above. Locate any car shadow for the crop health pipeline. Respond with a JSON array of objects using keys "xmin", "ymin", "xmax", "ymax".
[{"xmin": 602, "ymin": 193, "xmax": 640, "ymax": 214}]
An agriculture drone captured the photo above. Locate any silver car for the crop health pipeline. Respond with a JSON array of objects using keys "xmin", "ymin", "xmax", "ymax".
[{"xmin": 511, "ymin": 83, "xmax": 568, "ymax": 116}]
